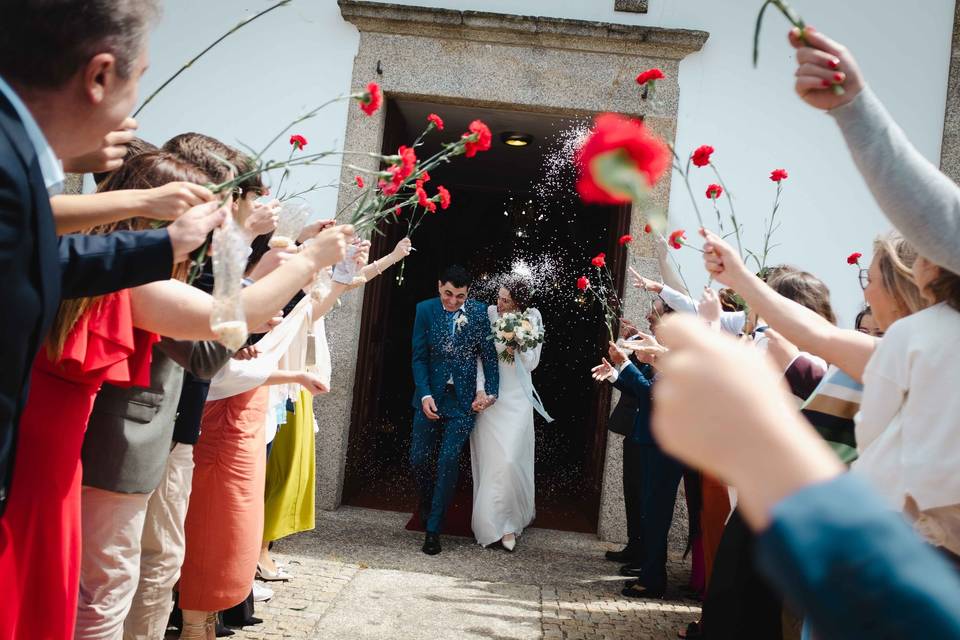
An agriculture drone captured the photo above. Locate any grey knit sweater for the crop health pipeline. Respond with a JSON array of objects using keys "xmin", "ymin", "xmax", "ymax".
[{"xmin": 830, "ymin": 87, "xmax": 960, "ymax": 275}]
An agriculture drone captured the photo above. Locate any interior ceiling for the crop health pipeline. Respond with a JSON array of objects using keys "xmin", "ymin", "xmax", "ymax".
[{"xmin": 391, "ymin": 99, "xmax": 590, "ymax": 195}]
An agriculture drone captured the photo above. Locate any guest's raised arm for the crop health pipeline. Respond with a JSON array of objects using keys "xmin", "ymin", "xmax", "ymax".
[{"xmin": 789, "ymin": 28, "xmax": 960, "ymax": 274}]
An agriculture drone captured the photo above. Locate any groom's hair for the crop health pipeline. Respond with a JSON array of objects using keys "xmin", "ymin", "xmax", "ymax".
[{"xmin": 439, "ymin": 264, "xmax": 471, "ymax": 289}]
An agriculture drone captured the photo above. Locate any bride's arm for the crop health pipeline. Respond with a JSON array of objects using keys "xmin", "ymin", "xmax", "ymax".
[{"xmin": 517, "ymin": 309, "xmax": 543, "ymax": 371}]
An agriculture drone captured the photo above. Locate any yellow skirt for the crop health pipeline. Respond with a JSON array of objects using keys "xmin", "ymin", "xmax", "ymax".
[{"xmin": 263, "ymin": 390, "xmax": 316, "ymax": 542}]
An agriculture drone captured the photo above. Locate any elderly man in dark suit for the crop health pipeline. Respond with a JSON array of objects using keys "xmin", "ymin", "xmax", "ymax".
[{"xmin": 0, "ymin": 0, "xmax": 224, "ymax": 515}]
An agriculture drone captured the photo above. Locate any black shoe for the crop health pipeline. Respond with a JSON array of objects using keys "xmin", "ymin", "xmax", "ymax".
[
  {"xmin": 605, "ymin": 547, "xmax": 639, "ymax": 563},
  {"xmin": 621, "ymin": 579, "xmax": 664, "ymax": 600},
  {"xmin": 619, "ymin": 563, "xmax": 643, "ymax": 578},
  {"xmin": 422, "ymin": 532, "xmax": 441, "ymax": 555},
  {"xmin": 215, "ymin": 616, "xmax": 235, "ymax": 637}
]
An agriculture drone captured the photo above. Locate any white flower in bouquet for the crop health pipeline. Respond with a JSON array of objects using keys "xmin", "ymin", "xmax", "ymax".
[{"xmin": 491, "ymin": 309, "xmax": 544, "ymax": 363}]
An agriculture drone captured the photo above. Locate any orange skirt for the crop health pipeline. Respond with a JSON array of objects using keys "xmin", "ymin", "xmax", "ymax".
[
  {"xmin": 701, "ymin": 474, "xmax": 732, "ymax": 589},
  {"xmin": 180, "ymin": 387, "xmax": 268, "ymax": 611}
]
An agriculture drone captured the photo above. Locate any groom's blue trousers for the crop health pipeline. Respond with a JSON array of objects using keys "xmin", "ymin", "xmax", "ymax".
[{"xmin": 410, "ymin": 388, "xmax": 474, "ymax": 533}]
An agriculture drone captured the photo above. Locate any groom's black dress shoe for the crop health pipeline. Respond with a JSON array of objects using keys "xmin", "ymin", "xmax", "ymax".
[
  {"xmin": 422, "ymin": 532, "xmax": 442, "ymax": 555},
  {"xmin": 605, "ymin": 546, "xmax": 640, "ymax": 563}
]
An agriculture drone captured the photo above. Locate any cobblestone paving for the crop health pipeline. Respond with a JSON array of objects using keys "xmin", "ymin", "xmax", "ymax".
[{"xmin": 226, "ymin": 507, "xmax": 701, "ymax": 639}]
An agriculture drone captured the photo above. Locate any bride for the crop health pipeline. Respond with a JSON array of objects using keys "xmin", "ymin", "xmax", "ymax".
[{"xmin": 471, "ymin": 276, "xmax": 546, "ymax": 551}]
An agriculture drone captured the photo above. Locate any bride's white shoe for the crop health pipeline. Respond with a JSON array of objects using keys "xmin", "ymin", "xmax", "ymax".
[{"xmin": 501, "ymin": 534, "xmax": 516, "ymax": 552}]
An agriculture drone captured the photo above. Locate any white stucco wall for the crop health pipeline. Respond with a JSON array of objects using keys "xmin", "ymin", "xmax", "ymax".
[{"xmin": 141, "ymin": 0, "xmax": 955, "ymax": 325}]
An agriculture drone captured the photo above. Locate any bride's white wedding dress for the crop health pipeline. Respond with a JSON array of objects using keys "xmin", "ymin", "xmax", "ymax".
[{"xmin": 471, "ymin": 305, "xmax": 543, "ymax": 547}]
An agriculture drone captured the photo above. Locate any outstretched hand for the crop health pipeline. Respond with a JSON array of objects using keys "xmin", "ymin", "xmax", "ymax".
[
  {"xmin": 629, "ymin": 266, "xmax": 663, "ymax": 293},
  {"xmin": 591, "ymin": 358, "xmax": 617, "ymax": 383},
  {"xmin": 698, "ymin": 287, "xmax": 722, "ymax": 325},
  {"xmin": 789, "ymin": 27, "xmax": 865, "ymax": 111}
]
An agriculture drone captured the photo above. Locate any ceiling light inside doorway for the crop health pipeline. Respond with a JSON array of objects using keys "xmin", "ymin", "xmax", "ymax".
[{"xmin": 501, "ymin": 131, "xmax": 533, "ymax": 147}]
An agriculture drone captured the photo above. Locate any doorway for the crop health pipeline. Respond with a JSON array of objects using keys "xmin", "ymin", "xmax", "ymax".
[{"xmin": 342, "ymin": 99, "xmax": 629, "ymax": 534}]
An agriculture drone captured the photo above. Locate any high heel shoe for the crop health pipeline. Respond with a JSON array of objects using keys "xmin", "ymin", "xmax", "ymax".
[
  {"xmin": 256, "ymin": 562, "xmax": 291, "ymax": 581},
  {"xmin": 501, "ymin": 534, "xmax": 516, "ymax": 552}
]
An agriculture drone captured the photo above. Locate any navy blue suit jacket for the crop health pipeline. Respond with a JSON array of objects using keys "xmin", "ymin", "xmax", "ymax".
[
  {"xmin": 612, "ymin": 362, "xmax": 655, "ymax": 445},
  {"xmin": 410, "ymin": 298, "xmax": 499, "ymax": 417},
  {"xmin": 0, "ymin": 91, "xmax": 173, "ymax": 512}
]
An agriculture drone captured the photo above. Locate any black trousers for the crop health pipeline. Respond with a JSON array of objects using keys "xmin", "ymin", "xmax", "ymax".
[
  {"xmin": 625, "ymin": 440, "xmax": 683, "ymax": 592},
  {"xmin": 701, "ymin": 510, "xmax": 783, "ymax": 639}
]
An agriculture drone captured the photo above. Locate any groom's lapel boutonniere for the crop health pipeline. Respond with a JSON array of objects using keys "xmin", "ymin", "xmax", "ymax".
[{"xmin": 454, "ymin": 309, "xmax": 469, "ymax": 333}]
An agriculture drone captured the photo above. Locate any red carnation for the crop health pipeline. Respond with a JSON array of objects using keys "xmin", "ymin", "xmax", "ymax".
[
  {"xmin": 419, "ymin": 170, "xmax": 431, "ymax": 183},
  {"xmin": 706, "ymin": 183, "xmax": 723, "ymax": 199},
  {"xmin": 770, "ymin": 168, "xmax": 789, "ymax": 182},
  {"xmin": 437, "ymin": 185, "xmax": 451, "ymax": 210},
  {"xmin": 355, "ymin": 175, "xmax": 364, "ymax": 188},
  {"xmin": 591, "ymin": 252, "xmax": 607, "ymax": 268},
  {"xmin": 668, "ymin": 229, "xmax": 686, "ymax": 250},
  {"xmin": 575, "ymin": 113, "xmax": 670, "ymax": 205},
  {"xmin": 462, "ymin": 120, "xmax": 492, "ymax": 158},
  {"xmin": 618, "ymin": 234, "xmax": 633, "ymax": 246},
  {"xmin": 847, "ymin": 252, "xmax": 863, "ymax": 266},
  {"xmin": 577, "ymin": 276, "xmax": 590, "ymax": 291},
  {"xmin": 427, "ymin": 113, "xmax": 444, "ymax": 130},
  {"xmin": 416, "ymin": 181, "xmax": 429, "ymax": 206},
  {"xmin": 644, "ymin": 223, "xmax": 652, "ymax": 234},
  {"xmin": 636, "ymin": 68, "xmax": 665, "ymax": 85},
  {"xmin": 289, "ymin": 134, "xmax": 307, "ymax": 150},
  {"xmin": 378, "ymin": 175, "xmax": 400, "ymax": 195},
  {"xmin": 359, "ymin": 81, "xmax": 382, "ymax": 116},
  {"xmin": 691, "ymin": 145, "xmax": 714, "ymax": 168}
]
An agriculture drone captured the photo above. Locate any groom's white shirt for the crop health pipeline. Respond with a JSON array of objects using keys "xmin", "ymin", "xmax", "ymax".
[{"xmin": 422, "ymin": 300, "xmax": 465, "ymax": 403}]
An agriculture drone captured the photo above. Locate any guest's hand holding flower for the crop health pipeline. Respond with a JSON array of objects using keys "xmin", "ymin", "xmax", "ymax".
[
  {"xmin": 62, "ymin": 117, "xmax": 138, "ymax": 174},
  {"xmin": 392, "ymin": 237, "xmax": 413, "ymax": 259},
  {"xmin": 607, "ymin": 341, "xmax": 629, "ymax": 366},
  {"xmin": 297, "ymin": 218, "xmax": 336, "ymax": 243},
  {"xmin": 789, "ymin": 28, "xmax": 865, "ymax": 111},
  {"xmin": 702, "ymin": 228, "xmax": 752, "ymax": 288},
  {"xmin": 244, "ymin": 198, "xmax": 280, "ymax": 237},
  {"xmin": 629, "ymin": 267, "xmax": 663, "ymax": 293},
  {"xmin": 137, "ymin": 181, "xmax": 215, "ymax": 221}
]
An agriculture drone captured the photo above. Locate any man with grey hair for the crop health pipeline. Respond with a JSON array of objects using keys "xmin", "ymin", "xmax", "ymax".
[{"xmin": 0, "ymin": 1, "xmax": 226, "ymax": 637}]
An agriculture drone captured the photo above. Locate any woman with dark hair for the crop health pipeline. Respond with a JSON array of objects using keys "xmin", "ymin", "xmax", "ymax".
[{"xmin": 470, "ymin": 275, "xmax": 544, "ymax": 551}]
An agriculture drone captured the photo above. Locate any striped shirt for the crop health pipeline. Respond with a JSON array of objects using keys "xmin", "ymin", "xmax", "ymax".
[{"xmin": 785, "ymin": 357, "xmax": 863, "ymax": 465}]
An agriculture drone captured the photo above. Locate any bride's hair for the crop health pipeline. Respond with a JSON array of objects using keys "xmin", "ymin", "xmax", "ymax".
[{"xmin": 501, "ymin": 276, "xmax": 533, "ymax": 310}]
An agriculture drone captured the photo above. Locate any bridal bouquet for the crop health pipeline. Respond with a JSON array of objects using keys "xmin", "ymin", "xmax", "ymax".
[{"xmin": 491, "ymin": 311, "xmax": 544, "ymax": 364}]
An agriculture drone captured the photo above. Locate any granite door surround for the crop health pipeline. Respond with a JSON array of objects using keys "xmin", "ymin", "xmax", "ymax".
[{"xmin": 317, "ymin": 0, "xmax": 708, "ymax": 542}]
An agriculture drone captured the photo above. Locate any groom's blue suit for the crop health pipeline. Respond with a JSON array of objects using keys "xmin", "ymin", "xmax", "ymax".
[{"xmin": 410, "ymin": 297, "xmax": 499, "ymax": 533}]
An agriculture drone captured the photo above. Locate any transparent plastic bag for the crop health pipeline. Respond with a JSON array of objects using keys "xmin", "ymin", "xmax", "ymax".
[
  {"xmin": 308, "ymin": 266, "xmax": 333, "ymax": 303},
  {"xmin": 210, "ymin": 212, "xmax": 249, "ymax": 350},
  {"xmin": 270, "ymin": 201, "xmax": 310, "ymax": 249},
  {"xmin": 332, "ymin": 243, "xmax": 362, "ymax": 285}
]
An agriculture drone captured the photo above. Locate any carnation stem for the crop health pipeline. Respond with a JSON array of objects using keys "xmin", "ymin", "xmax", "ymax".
[
  {"xmin": 668, "ymin": 145, "xmax": 706, "ymax": 230},
  {"xmin": 708, "ymin": 163, "xmax": 744, "ymax": 260},
  {"xmin": 759, "ymin": 181, "xmax": 784, "ymax": 272},
  {"xmin": 133, "ymin": 0, "xmax": 293, "ymax": 118}
]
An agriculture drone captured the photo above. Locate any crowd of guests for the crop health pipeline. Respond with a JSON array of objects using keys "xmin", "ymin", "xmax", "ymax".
[
  {"xmin": 593, "ymin": 26, "xmax": 960, "ymax": 639},
  {"xmin": 1, "ymin": 2, "xmax": 960, "ymax": 640},
  {"xmin": 0, "ymin": 2, "xmax": 414, "ymax": 638}
]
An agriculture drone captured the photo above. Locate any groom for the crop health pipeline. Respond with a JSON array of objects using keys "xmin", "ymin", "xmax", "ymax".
[{"xmin": 410, "ymin": 265, "xmax": 499, "ymax": 555}]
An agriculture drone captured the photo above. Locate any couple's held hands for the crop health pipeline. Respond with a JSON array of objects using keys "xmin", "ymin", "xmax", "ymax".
[
  {"xmin": 650, "ymin": 315, "xmax": 844, "ymax": 531},
  {"xmin": 472, "ymin": 391, "xmax": 496, "ymax": 413},
  {"xmin": 789, "ymin": 27, "xmax": 864, "ymax": 111}
]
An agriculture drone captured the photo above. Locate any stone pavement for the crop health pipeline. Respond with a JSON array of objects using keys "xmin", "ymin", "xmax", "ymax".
[{"xmin": 231, "ymin": 507, "xmax": 700, "ymax": 639}]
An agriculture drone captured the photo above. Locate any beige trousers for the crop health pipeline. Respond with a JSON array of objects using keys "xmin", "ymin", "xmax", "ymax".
[
  {"xmin": 124, "ymin": 443, "xmax": 195, "ymax": 640},
  {"xmin": 75, "ymin": 487, "xmax": 151, "ymax": 639}
]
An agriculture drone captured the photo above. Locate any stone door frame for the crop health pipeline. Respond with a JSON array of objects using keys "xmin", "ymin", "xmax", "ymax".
[{"xmin": 317, "ymin": 0, "xmax": 707, "ymax": 542}]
